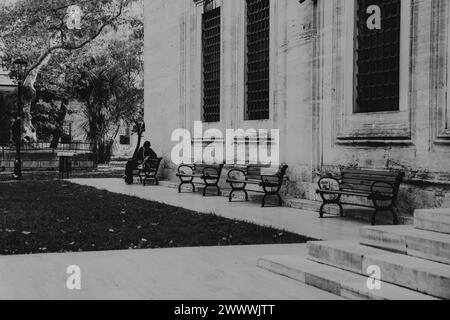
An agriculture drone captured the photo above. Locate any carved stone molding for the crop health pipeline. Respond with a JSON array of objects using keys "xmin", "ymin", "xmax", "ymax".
[
  {"xmin": 433, "ymin": 0, "xmax": 450, "ymax": 143},
  {"xmin": 325, "ymin": 0, "xmax": 413, "ymax": 143}
]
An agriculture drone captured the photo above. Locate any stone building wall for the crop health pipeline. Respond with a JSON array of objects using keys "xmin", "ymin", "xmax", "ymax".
[{"xmin": 145, "ymin": 0, "xmax": 450, "ymax": 215}]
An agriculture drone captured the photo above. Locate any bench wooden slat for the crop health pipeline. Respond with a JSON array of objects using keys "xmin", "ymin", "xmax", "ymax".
[
  {"xmin": 341, "ymin": 184, "xmax": 393, "ymax": 194},
  {"xmin": 341, "ymin": 177, "xmax": 395, "ymax": 187},
  {"xmin": 342, "ymin": 169, "xmax": 401, "ymax": 177},
  {"xmin": 341, "ymin": 182, "xmax": 393, "ymax": 192},
  {"xmin": 177, "ymin": 174, "xmax": 203, "ymax": 178},
  {"xmin": 342, "ymin": 174, "xmax": 398, "ymax": 183},
  {"xmin": 246, "ymin": 168, "xmax": 262, "ymax": 176},
  {"xmin": 246, "ymin": 179, "xmax": 262, "ymax": 184},
  {"xmin": 246, "ymin": 175, "xmax": 262, "ymax": 181},
  {"xmin": 317, "ymin": 190, "xmax": 371, "ymax": 197},
  {"xmin": 342, "ymin": 171, "xmax": 400, "ymax": 179}
]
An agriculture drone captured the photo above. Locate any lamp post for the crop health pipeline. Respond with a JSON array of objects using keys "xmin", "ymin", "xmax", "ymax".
[{"xmin": 11, "ymin": 58, "xmax": 28, "ymax": 180}]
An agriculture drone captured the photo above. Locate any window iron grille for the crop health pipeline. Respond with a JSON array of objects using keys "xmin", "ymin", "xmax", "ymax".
[
  {"xmin": 355, "ymin": 0, "xmax": 401, "ymax": 113},
  {"xmin": 202, "ymin": 7, "xmax": 221, "ymax": 123},
  {"xmin": 246, "ymin": 0, "xmax": 270, "ymax": 120}
]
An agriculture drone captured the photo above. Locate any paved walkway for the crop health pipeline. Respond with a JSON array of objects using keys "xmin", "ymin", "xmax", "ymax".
[
  {"xmin": 0, "ymin": 178, "xmax": 365, "ymax": 300},
  {"xmin": 71, "ymin": 178, "xmax": 365, "ymax": 241},
  {"xmin": 0, "ymin": 244, "xmax": 340, "ymax": 300}
]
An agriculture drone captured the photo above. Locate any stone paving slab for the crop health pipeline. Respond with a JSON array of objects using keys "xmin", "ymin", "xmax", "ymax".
[{"xmin": 0, "ymin": 244, "xmax": 341, "ymax": 300}]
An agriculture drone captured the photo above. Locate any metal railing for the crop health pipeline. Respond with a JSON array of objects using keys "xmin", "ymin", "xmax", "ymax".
[{"xmin": 0, "ymin": 141, "xmax": 95, "ymax": 153}]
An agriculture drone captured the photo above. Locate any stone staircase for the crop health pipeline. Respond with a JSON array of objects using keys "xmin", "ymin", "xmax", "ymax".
[{"xmin": 258, "ymin": 207, "xmax": 450, "ymax": 300}]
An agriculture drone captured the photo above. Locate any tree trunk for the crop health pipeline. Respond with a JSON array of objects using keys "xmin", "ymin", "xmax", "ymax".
[
  {"xmin": 21, "ymin": 54, "xmax": 52, "ymax": 142},
  {"xmin": 132, "ymin": 126, "xmax": 144, "ymax": 160},
  {"xmin": 50, "ymin": 133, "xmax": 61, "ymax": 149},
  {"xmin": 49, "ymin": 102, "xmax": 68, "ymax": 149}
]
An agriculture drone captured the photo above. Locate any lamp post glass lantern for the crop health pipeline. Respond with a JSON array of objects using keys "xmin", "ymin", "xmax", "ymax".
[{"xmin": 11, "ymin": 58, "xmax": 28, "ymax": 180}]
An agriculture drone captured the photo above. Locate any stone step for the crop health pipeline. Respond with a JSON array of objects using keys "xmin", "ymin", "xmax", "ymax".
[
  {"xmin": 257, "ymin": 255, "xmax": 437, "ymax": 300},
  {"xmin": 360, "ymin": 225, "xmax": 450, "ymax": 265},
  {"xmin": 284, "ymin": 198, "xmax": 413, "ymax": 225},
  {"xmin": 307, "ymin": 240, "xmax": 450, "ymax": 299},
  {"xmin": 415, "ymin": 208, "xmax": 450, "ymax": 235}
]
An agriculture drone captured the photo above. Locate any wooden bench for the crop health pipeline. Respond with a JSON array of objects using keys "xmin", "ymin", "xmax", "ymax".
[
  {"xmin": 140, "ymin": 157, "xmax": 163, "ymax": 186},
  {"xmin": 226, "ymin": 165, "xmax": 289, "ymax": 207},
  {"xmin": 316, "ymin": 169, "xmax": 405, "ymax": 225},
  {"xmin": 130, "ymin": 157, "xmax": 163, "ymax": 186},
  {"xmin": 176, "ymin": 163, "xmax": 225, "ymax": 196}
]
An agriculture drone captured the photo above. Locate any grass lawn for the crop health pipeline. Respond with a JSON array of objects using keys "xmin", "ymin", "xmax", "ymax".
[{"xmin": 0, "ymin": 181, "xmax": 313, "ymax": 255}]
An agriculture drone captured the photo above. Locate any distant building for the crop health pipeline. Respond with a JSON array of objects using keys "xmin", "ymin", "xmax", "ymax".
[
  {"xmin": 145, "ymin": 0, "xmax": 450, "ymax": 216},
  {"xmin": 58, "ymin": 100, "xmax": 139, "ymax": 160}
]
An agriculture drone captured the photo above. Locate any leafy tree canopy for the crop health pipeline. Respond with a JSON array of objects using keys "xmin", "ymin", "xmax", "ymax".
[
  {"xmin": 0, "ymin": 0, "xmax": 136, "ymax": 79},
  {"xmin": 0, "ymin": 0, "xmax": 141, "ymax": 143}
]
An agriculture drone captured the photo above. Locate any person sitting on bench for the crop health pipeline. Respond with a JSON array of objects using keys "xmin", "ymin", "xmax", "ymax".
[{"xmin": 124, "ymin": 141, "xmax": 157, "ymax": 184}]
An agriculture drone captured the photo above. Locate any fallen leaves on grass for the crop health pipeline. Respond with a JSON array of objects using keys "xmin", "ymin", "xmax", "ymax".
[{"xmin": 0, "ymin": 181, "xmax": 314, "ymax": 255}]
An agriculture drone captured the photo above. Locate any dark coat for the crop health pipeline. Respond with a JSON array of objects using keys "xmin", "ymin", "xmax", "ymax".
[{"xmin": 135, "ymin": 147, "xmax": 157, "ymax": 162}]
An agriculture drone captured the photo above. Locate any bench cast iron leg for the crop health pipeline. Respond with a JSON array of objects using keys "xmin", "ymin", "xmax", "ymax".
[
  {"xmin": 228, "ymin": 183, "xmax": 247, "ymax": 202},
  {"xmin": 391, "ymin": 207, "xmax": 399, "ymax": 225},
  {"xmin": 318, "ymin": 194, "xmax": 343, "ymax": 218},
  {"xmin": 262, "ymin": 194, "xmax": 267, "ymax": 208},
  {"xmin": 371, "ymin": 209, "xmax": 378, "ymax": 226},
  {"xmin": 229, "ymin": 190, "xmax": 234, "ymax": 202},
  {"xmin": 261, "ymin": 193, "xmax": 282, "ymax": 207},
  {"xmin": 338, "ymin": 203, "xmax": 344, "ymax": 217},
  {"xmin": 319, "ymin": 203, "xmax": 326, "ymax": 218},
  {"xmin": 178, "ymin": 181, "xmax": 195, "ymax": 193},
  {"xmin": 202, "ymin": 180, "xmax": 220, "ymax": 197}
]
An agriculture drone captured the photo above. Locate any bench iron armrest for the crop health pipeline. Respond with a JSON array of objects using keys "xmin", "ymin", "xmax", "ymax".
[
  {"xmin": 260, "ymin": 174, "xmax": 281, "ymax": 185},
  {"xmin": 177, "ymin": 164, "xmax": 194, "ymax": 175},
  {"xmin": 227, "ymin": 168, "xmax": 246, "ymax": 181},
  {"xmin": 369, "ymin": 181, "xmax": 395, "ymax": 200},
  {"xmin": 317, "ymin": 176, "xmax": 342, "ymax": 191}
]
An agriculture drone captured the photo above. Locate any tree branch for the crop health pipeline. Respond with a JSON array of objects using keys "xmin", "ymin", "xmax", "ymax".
[
  {"xmin": 68, "ymin": 0, "xmax": 125, "ymax": 51},
  {"xmin": 24, "ymin": 0, "xmax": 126, "ymax": 81}
]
